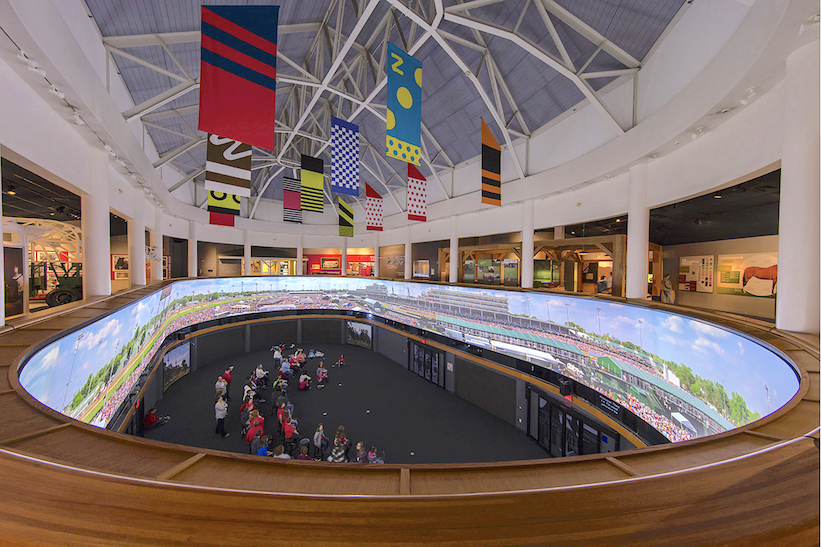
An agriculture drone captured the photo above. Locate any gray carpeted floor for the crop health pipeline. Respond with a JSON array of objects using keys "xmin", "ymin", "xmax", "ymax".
[{"xmin": 146, "ymin": 343, "xmax": 548, "ymax": 464}]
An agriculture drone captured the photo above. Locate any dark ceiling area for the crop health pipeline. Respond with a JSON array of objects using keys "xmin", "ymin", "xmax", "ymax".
[
  {"xmin": 649, "ymin": 169, "xmax": 780, "ymax": 246},
  {"xmin": 1, "ymin": 159, "xmax": 81, "ymax": 222},
  {"xmin": 557, "ymin": 169, "xmax": 780, "ymax": 246}
]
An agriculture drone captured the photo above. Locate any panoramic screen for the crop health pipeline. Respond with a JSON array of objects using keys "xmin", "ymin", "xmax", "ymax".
[{"xmin": 19, "ymin": 277, "xmax": 799, "ymax": 441}]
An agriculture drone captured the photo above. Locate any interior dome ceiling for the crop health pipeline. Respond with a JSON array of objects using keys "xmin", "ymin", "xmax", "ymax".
[{"xmin": 87, "ymin": 0, "xmax": 685, "ymax": 213}]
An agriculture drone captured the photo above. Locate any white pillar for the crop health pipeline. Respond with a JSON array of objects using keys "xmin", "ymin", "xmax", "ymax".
[
  {"xmin": 188, "ymin": 220, "xmax": 197, "ymax": 278},
  {"xmin": 373, "ymin": 240, "xmax": 380, "ymax": 277},
  {"xmin": 449, "ymin": 216, "xmax": 459, "ymax": 283},
  {"xmin": 404, "ymin": 228, "xmax": 412, "ymax": 280},
  {"xmin": 128, "ymin": 194, "xmax": 146, "ymax": 286},
  {"xmin": 522, "ymin": 201, "xmax": 534, "ymax": 288},
  {"xmin": 150, "ymin": 206, "xmax": 163, "ymax": 282},
  {"xmin": 81, "ymin": 151, "xmax": 111, "ymax": 298},
  {"xmin": 625, "ymin": 162, "xmax": 649, "ymax": 300},
  {"xmin": 777, "ymin": 40, "xmax": 820, "ymax": 334},
  {"xmin": 341, "ymin": 238, "xmax": 347, "ymax": 276},
  {"xmin": 243, "ymin": 230, "xmax": 252, "ymax": 276},
  {"xmin": 554, "ymin": 226, "xmax": 565, "ymax": 239},
  {"xmin": 296, "ymin": 234, "xmax": 303, "ymax": 276}
]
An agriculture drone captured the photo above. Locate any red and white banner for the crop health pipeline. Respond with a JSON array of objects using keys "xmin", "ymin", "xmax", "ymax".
[
  {"xmin": 365, "ymin": 184, "xmax": 383, "ymax": 231},
  {"xmin": 407, "ymin": 164, "xmax": 427, "ymax": 222}
]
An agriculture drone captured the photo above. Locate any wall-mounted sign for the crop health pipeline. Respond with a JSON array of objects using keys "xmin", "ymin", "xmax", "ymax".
[
  {"xmin": 111, "ymin": 254, "xmax": 129, "ymax": 280},
  {"xmin": 716, "ymin": 253, "xmax": 777, "ymax": 297},
  {"xmin": 321, "ymin": 258, "xmax": 340, "ymax": 270},
  {"xmin": 678, "ymin": 255, "xmax": 714, "ymax": 293}
]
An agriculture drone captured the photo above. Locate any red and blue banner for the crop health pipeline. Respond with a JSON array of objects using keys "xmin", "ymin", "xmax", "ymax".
[{"xmin": 199, "ymin": 6, "xmax": 279, "ymax": 151}]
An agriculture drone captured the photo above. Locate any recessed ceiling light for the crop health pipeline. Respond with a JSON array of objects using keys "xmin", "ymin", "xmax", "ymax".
[
  {"xmin": 714, "ymin": 194, "xmax": 722, "ymax": 199},
  {"xmin": 615, "ymin": 218, "xmax": 621, "ymax": 222},
  {"xmin": 6, "ymin": 186, "xmax": 16, "ymax": 195}
]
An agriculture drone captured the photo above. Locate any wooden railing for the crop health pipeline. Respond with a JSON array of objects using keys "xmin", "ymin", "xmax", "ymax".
[{"xmin": 0, "ymin": 281, "xmax": 816, "ymax": 545}]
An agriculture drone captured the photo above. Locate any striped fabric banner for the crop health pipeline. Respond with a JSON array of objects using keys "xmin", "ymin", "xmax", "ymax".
[
  {"xmin": 365, "ymin": 184, "xmax": 383, "ymax": 231},
  {"xmin": 199, "ymin": 6, "xmax": 278, "ymax": 150},
  {"xmin": 338, "ymin": 199, "xmax": 353, "ymax": 237},
  {"xmin": 283, "ymin": 176, "xmax": 302, "ymax": 223},
  {"xmin": 207, "ymin": 191, "xmax": 240, "ymax": 227},
  {"xmin": 480, "ymin": 118, "xmax": 501, "ymax": 207},
  {"xmin": 407, "ymin": 163, "xmax": 427, "ymax": 222},
  {"xmin": 301, "ymin": 155, "xmax": 324, "ymax": 212},
  {"xmin": 205, "ymin": 134, "xmax": 252, "ymax": 198},
  {"xmin": 331, "ymin": 117, "xmax": 359, "ymax": 196}
]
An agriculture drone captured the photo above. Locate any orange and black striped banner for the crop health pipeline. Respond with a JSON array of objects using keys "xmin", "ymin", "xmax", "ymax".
[{"xmin": 481, "ymin": 118, "xmax": 501, "ymax": 206}]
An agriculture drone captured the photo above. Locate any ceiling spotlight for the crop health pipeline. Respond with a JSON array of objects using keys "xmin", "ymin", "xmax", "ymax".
[
  {"xmin": 674, "ymin": 141, "xmax": 682, "ymax": 146},
  {"xmin": 26, "ymin": 59, "xmax": 38, "ymax": 69},
  {"xmin": 49, "ymin": 86, "xmax": 65, "ymax": 99},
  {"xmin": 49, "ymin": 211, "xmax": 55, "ymax": 216},
  {"xmin": 72, "ymin": 113, "xmax": 85, "ymax": 125},
  {"xmin": 6, "ymin": 186, "xmax": 16, "ymax": 195},
  {"xmin": 739, "ymin": 87, "xmax": 757, "ymax": 106},
  {"xmin": 714, "ymin": 194, "xmax": 722, "ymax": 199},
  {"xmin": 649, "ymin": 153, "xmax": 658, "ymax": 159},
  {"xmin": 691, "ymin": 127, "xmax": 704, "ymax": 140},
  {"xmin": 615, "ymin": 218, "xmax": 621, "ymax": 222},
  {"xmin": 130, "ymin": 173, "xmax": 137, "ymax": 180},
  {"xmin": 116, "ymin": 159, "xmax": 127, "ymax": 167},
  {"xmin": 17, "ymin": 51, "xmax": 28, "ymax": 63}
]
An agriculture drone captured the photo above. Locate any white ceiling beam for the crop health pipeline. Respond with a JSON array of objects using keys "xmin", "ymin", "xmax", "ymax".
[
  {"xmin": 142, "ymin": 104, "xmax": 198, "ymax": 122},
  {"xmin": 101, "ymin": 24, "xmax": 322, "ymax": 48},
  {"xmin": 277, "ymin": 0, "xmax": 381, "ymax": 162},
  {"xmin": 153, "ymin": 137, "xmax": 206, "ymax": 168},
  {"xmin": 443, "ymin": 12, "xmax": 625, "ymax": 136},
  {"xmin": 105, "ymin": 45, "xmax": 191, "ymax": 84},
  {"xmin": 532, "ymin": 0, "xmax": 574, "ymax": 71},
  {"xmin": 122, "ymin": 81, "xmax": 199, "ymax": 122},
  {"xmin": 540, "ymin": 0, "xmax": 641, "ymax": 68},
  {"xmin": 395, "ymin": 1, "xmax": 526, "ymax": 180},
  {"xmin": 167, "ymin": 167, "xmax": 205, "ymax": 193},
  {"xmin": 445, "ymin": 0, "xmax": 507, "ymax": 13},
  {"xmin": 581, "ymin": 68, "xmax": 639, "ymax": 80}
]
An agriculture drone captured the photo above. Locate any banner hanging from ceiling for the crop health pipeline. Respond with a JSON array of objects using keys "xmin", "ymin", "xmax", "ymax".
[
  {"xmin": 199, "ymin": 5, "xmax": 279, "ymax": 151},
  {"xmin": 481, "ymin": 117, "xmax": 501, "ymax": 207},
  {"xmin": 331, "ymin": 117, "xmax": 359, "ymax": 196},
  {"xmin": 386, "ymin": 43, "xmax": 422, "ymax": 166},
  {"xmin": 282, "ymin": 176, "xmax": 302, "ymax": 224},
  {"xmin": 300, "ymin": 155, "xmax": 324, "ymax": 213},
  {"xmin": 207, "ymin": 191, "xmax": 240, "ymax": 227},
  {"xmin": 407, "ymin": 164, "xmax": 427, "ymax": 222},
  {"xmin": 338, "ymin": 198, "xmax": 353, "ymax": 237},
  {"xmin": 204, "ymin": 134, "xmax": 252, "ymax": 198},
  {"xmin": 365, "ymin": 184, "xmax": 383, "ymax": 231}
]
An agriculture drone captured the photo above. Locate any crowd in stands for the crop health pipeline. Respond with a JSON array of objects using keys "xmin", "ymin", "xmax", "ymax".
[{"xmin": 209, "ymin": 344, "xmax": 385, "ymax": 463}]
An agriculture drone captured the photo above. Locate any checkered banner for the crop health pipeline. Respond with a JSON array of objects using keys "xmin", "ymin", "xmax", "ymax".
[
  {"xmin": 331, "ymin": 116, "xmax": 359, "ymax": 196},
  {"xmin": 407, "ymin": 163, "xmax": 427, "ymax": 222},
  {"xmin": 365, "ymin": 183, "xmax": 383, "ymax": 231}
]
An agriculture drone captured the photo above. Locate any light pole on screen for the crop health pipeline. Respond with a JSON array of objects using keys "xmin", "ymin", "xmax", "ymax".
[
  {"xmin": 596, "ymin": 307, "xmax": 602, "ymax": 336},
  {"xmin": 61, "ymin": 332, "xmax": 85, "ymax": 409},
  {"xmin": 637, "ymin": 318, "xmax": 644, "ymax": 349},
  {"xmin": 765, "ymin": 384, "xmax": 769, "ymax": 414},
  {"xmin": 564, "ymin": 303, "xmax": 570, "ymax": 324},
  {"xmin": 722, "ymin": 377, "xmax": 727, "ymax": 417}
]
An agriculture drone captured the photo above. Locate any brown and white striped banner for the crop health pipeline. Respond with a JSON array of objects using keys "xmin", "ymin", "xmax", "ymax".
[{"xmin": 204, "ymin": 133, "xmax": 252, "ymax": 198}]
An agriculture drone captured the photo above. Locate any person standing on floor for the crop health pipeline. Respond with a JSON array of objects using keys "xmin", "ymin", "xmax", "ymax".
[
  {"xmin": 214, "ymin": 395, "xmax": 229, "ymax": 438},
  {"xmin": 221, "ymin": 366, "xmax": 234, "ymax": 401},
  {"xmin": 215, "ymin": 375, "xmax": 228, "ymax": 401}
]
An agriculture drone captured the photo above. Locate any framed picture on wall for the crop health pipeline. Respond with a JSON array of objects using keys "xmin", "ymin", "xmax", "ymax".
[
  {"xmin": 111, "ymin": 254, "xmax": 129, "ymax": 281},
  {"xmin": 321, "ymin": 258, "xmax": 340, "ymax": 270}
]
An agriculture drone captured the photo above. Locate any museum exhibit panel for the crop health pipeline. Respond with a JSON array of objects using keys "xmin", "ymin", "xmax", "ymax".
[{"xmin": 0, "ymin": 0, "xmax": 816, "ymax": 544}]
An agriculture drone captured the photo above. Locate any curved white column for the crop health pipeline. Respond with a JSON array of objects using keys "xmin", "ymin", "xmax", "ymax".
[
  {"xmin": 404, "ymin": 228, "xmax": 412, "ymax": 280},
  {"xmin": 626, "ymin": 163, "xmax": 649, "ymax": 300},
  {"xmin": 81, "ymin": 151, "xmax": 111, "ymax": 298},
  {"xmin": 187, "ymin": 220, "xmax": 197, "ymax": 278},
  {"xmin": 243, "ymin": 230, "xmax": 251, "ymax": 276},
  {"xmin": 341, "ymin": 238, "xmax": 347, "ymax": 277},
  {"xmin": 150, "ymin": 208, "xmax": 163, "ymax": 282},
  {"xmin": 522, "ymin": 201, "xmax": 534, "ymax": 288},
  {"xmin": 776, "ymin": 40, "xmax": 820, "ymax": 334},
  {"xmin": 449, "ymin": 216, "xmax": 459, "ymax": 283},
  {"xmin": 127, "ymin": 195, "xmax": 146, "ymax": 286},
  {"xmin": 296, "ymin": 234, "xmax": 303, "ymax": 276}
]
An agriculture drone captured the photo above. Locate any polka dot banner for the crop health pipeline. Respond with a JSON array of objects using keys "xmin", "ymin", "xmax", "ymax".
[
  {"xmin": 386, "ymin": 42, "xmax": 422, "ymax": 167},
  {"xmin": 407, "ymin": 163, "xmax": 427, "ymax": 222}
]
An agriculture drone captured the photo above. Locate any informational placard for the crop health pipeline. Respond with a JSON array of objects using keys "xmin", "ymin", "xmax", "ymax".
[
  {"xmin": 678, "ymin": 255, "xmax": 714, "ymax": 293},
  {"xmin": 111, "ymin": 254, "xmax": 129, "ymax": 281},
  {"xmin": 716, "ymin": 253, "xmax": 778, "ymax": 297},
  {"xmin": 503, "ymin": 258, "xmax": 519, "ymax": 286}
]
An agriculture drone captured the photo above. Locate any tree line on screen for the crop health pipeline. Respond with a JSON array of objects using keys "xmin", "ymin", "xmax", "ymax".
[{"xmin": 568, "ymin": 324, "xmax": 761, "ymax": 426}]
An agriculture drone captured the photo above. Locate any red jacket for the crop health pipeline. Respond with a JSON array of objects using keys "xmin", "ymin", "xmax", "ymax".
[
  {"xmin": 246, "ymin": 424, "xmax": 264, "ymax": 444},
  {"xmin": 222, "ymin": 371, "xmax": 232, "ymax": 384},
  {"xmin": 283, "ymin": 422, "xmax": 297, "ymax": 439},
  {"xmin": 143, "ymin": 413, "xmax": 159, "ymax": 428}
]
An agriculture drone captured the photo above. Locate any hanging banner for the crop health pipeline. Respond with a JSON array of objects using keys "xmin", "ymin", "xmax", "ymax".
[
  {"xmin": 204, "ymin": 134, "xmax": 252, "ymax": 197},
  {"xmin": 199, "ymin": 6, "xmax": 279, "ymax": 150},
  {"xmin": 386, "ymin": 42, "xmax": 422, "ymax": 166},
  {"xmin": 365, "ymin": 184, "xmax": 383, "ymax": 231},
  {"xmin": 481, "ymin": 117, "xmax": 501, "ymax": 206},
  {"xmin": 282, "ymin": 176, "xmax": 302, "ymax": 223},
  {"xmin": 331, "ymin": 117, "xmax": 359, "ymax": 196},
  {"xmin": 338, "ymin": 199, "xmax": 353, "ymax": 237},
  {"xmin": 407, "ymin": 163, "xmax": 427, "ymax": 222},
  {"xmin": 301, "ymin": 155, "xmax": 324, "ymax": 213}
]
